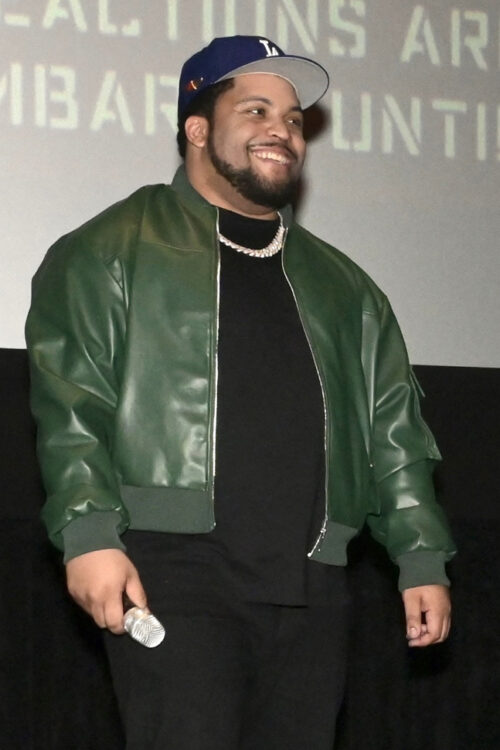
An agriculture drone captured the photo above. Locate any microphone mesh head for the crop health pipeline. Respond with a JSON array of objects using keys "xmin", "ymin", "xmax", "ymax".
[{"xmin": 123, "ymin": 607, "xmax": 165, "ymax": 648}]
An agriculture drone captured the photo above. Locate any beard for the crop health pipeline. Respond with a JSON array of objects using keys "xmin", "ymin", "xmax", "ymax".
[{"xmin": 207, "ymin": 134, "xmax": 299, "ymax": 210}]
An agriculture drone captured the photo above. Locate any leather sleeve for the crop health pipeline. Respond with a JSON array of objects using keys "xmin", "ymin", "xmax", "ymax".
[
  {"xmin": 365, "ymin": 295, "xmax": 456, "ymax": 586},
  {"xmin": 25, "ymin": 235, "xmax": 129, "ymax": 551}
]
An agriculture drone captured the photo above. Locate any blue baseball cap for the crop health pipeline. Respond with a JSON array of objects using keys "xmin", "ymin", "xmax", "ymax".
[{"xmin": 178, "ymin": 35, "xmax": 329, "ymax": 120}]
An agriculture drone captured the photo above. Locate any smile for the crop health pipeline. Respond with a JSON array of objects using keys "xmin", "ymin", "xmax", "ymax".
[{"xmin": 250, "ymin": 149, "xmax": 294, "ymax": 165}]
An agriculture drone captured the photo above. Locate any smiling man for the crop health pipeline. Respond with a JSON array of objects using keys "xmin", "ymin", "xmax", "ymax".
[
  {"xmin": 190, "ymin": 73, "xmax": 306, "ymax": 214},
  {"xmin": 26, "ymin": 36, "xmax": 455, "ymax": 749}
]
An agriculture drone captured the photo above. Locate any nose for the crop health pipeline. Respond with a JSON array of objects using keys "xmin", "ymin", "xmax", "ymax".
[{"xmin": 266, "ymin": 115, "xmax": 292, "ymax": 141}]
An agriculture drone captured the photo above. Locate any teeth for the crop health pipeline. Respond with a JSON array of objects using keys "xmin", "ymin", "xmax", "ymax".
[{"xmin": 253, "ymin": 150, "xmax": 290, "ymax": 164}]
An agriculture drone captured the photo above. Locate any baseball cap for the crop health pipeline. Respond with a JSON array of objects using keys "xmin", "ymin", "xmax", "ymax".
[{"xmin": 178, "ymin": 35, "xmax": 329, "ymax": 119}]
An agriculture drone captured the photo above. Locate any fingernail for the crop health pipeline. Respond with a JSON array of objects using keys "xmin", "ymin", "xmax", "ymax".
[{"xmin": 408, "ymin": 627, "xmax": 418, "ymax": 637}]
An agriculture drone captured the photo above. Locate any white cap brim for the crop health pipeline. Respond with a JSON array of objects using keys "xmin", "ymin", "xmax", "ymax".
[{"xmin": 217, "ymin": 56, "xmax": 329, "ymax": 109}]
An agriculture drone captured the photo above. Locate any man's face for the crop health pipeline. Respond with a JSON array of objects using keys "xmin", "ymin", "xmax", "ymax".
[{"xmin": 205, "ymin": 73, "xmax": 306, "ymax": 212}]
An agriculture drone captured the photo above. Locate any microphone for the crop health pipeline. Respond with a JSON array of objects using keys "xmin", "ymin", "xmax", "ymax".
[{"xmin": 122, "ymin": 597, "xmax": 166, "ymax": 648}]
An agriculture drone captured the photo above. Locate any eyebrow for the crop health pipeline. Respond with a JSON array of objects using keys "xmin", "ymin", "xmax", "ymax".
[{"xmin": 235, "ymin": 96, "xmax": 303, "ymax": 113}]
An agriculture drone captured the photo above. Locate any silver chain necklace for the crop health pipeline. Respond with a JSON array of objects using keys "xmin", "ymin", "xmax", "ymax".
[{"xmin": 217, "ymin": 213, "xmax": 285, "ymax": 258}]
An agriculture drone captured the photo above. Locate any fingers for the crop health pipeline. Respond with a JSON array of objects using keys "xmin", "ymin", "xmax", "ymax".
[
  {"xmin": 403, "ymin": 589, "xmax": 425, "ymax": 643},
  {"xmin": 402, "ymin": 584, "xmax": 451, "ymax": 648},
  {"xmin": 70, "ymin": 575, "xmax": 125, "ymax": 633},
  {"xmin": 125, "ymin": 573, "xmax": 148, "ymax": 613},
  {"xmin": 422, "ymin": 605, "xmax": 449, "ymax": 645},
  {"xmin": 407, "ymin": 627, "xmax": 440, "ymax": 648},
  {"xmin": 66, "ymin": 548, "xmax": 147, "ymax": 634},
  {"xmin": 103, "ymin": 570, "xmax": 149, "ymax": 635},
  {"xmin": 85, "ymin": 594, "xmax": 122, "ymax": 633}
]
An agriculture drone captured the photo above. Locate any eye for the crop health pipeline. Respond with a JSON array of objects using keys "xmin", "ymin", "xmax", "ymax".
[{"xmin": 247, "ymin": 107, "xmax": 266, "ymax": 116}]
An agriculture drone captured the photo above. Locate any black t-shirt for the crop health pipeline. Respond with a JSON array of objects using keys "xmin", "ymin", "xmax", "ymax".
[{"xmin": 128, "ymin": 208, "xmax": 334, "ymax": 606}]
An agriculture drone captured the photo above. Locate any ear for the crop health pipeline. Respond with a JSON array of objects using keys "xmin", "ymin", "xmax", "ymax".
[{"xmin": 184, "ymin": 115, "xmax": 209, "ymax": 149}]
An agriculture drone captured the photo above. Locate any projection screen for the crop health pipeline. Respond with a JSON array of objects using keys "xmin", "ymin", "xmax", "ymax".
[{"xmin": 1, "ymin": 0, "xmax": 499, "ymax": 366}]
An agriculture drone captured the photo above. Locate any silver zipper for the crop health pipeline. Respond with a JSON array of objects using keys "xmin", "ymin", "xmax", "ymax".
[
  {"xmin": 280, "ymin": 236, "xmax": 329, "ymax": 556},
  {"xmin": 210, "ymin": 211, "xmax": 221, "ymax": 527}
]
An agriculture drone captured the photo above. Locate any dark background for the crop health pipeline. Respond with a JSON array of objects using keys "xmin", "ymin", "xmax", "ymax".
[{"xmin": 1, "ymin": 348, "xmax": 498, "ymax": 749}]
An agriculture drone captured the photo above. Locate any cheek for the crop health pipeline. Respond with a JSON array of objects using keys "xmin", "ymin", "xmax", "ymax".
[{"xmin": 213, "ymin": 130, "xmax": 249, "ymax": 164}]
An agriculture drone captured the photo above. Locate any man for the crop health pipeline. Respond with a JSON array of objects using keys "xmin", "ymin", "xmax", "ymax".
[{"xmin": 26, "ymin": 36, "xmax": 455, "ymax": 749}]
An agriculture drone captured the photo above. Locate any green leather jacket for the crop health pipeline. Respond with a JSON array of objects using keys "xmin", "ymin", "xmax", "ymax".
[{"xmin": 26, "ymin": 167, "xmax": 455, "ymax": 590}]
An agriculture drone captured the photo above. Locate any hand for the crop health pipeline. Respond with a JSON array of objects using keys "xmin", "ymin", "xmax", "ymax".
[
  {"xmin": 402, "ymin": 584, "xmax": 451, "ymax": 647},
  {"xmin": 66, "ymin": 548, "xmax": 148, "ymax": 634}
]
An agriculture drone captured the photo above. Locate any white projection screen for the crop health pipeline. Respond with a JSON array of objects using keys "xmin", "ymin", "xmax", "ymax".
[{"xmin": 1, "ymin": 0, "xmax": 499, "ymax": 366}]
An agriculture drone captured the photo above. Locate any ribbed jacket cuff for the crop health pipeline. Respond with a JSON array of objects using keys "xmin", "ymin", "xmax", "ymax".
[
  {"xmin": 396, "ymin": 550, "xmax": 451, "ymax": 591},
  {"xmin": 62, "ymin": 511, "xmax": 126, "ymax": 563}
]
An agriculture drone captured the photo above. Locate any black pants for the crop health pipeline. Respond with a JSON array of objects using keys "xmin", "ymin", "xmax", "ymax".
[{"xmin": 104, "ymin": 537, "xmax": 350, "ymax": 749}]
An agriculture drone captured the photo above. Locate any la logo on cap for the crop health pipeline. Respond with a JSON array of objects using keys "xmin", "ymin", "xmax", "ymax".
[{"xmin": 258, "ymin": 39, "xmax": 280, "ymax": 57}]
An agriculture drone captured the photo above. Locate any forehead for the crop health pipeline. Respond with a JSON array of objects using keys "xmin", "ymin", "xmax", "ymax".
[{"xmin": 222, "ymin": 72, "xmax": 301, "ymax": 107}]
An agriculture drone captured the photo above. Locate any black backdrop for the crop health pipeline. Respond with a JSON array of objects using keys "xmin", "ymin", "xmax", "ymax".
[{"xmin": 1, "ymin": 348, "xmax": 499, "ymax": 749}]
